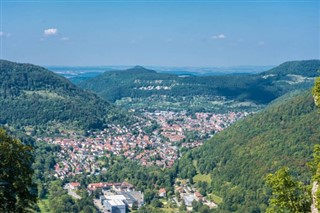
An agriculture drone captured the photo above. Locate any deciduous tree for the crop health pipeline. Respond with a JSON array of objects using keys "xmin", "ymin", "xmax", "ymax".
[
  {"xmin": 265, "ymin": 167, "xmax": 310, "ymax": 213},
  {"xmin": 0, "ymin": 129, "xmax": 36, "ymax": 212}
]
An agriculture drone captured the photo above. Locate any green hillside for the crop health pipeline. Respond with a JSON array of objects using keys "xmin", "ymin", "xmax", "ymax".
[
  {"xmin": 176, "ymin": 90, "xmax": 320, "ymax": 212},
  {"xmin": 79, "ymin": 65, "xmax": 277, "ymax": 104},
  {"xmin": 262, "ymin": 59, "xmax": 320, "ymax": 76},
  {"xmin": 0, "ymin": 60, "xmax": 130, "ymax": 134},
  {"xmin": 79, "ymin": 65, "xmax": 178, "ymax": 102},
  {"xmin": 78, "ymin": 60, "xmax": 320, "ymax": 105}
]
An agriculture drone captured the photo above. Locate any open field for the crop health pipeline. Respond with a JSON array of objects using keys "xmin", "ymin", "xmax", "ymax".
[{"xmin": 193, "ymin": 174, "xmax": 212, "ymax": 184}]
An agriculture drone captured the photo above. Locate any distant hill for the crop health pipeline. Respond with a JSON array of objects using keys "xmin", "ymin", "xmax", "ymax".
[
  {"xmin": 176, "ymin": 90, "xmax": 320, "ymax": 212},
  {"xmin": 79, "ymin": 66, "xmax": 177, "ymax": 102},
  {"xmin": 78, "ymin": 60, "xmax": 320, "ymax": 105},
  {"xmin": 0, "ymin": 60, "xmax": 130, "ymax": 133},
  {"xmin": 262, "ymin": 59, "xmax": 320, "ymax": 76},
  {"xmin": 79, "ymin": 65, "xmax": 274, "ymax": 104}
]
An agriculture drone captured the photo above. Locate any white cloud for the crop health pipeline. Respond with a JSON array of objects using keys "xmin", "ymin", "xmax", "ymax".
[
  {"xmin": 212, "ymin": 34, "xmax": 226, "ymax": 40},
  {"xmin": 61, "ymin": 37, "xmax": 69, "ymax": 41},
  {"xmin": 44, "ymin": 28, "xmax": 58, "ymax": 36},
  {"xmin": 0, "ymin": 31, "xmax": 11, "ymax": 37}
]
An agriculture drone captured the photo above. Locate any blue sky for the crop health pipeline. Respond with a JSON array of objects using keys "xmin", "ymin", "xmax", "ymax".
[{"xmin": 1, "ymin": 0, "xmax": 319, "ymax": 66}]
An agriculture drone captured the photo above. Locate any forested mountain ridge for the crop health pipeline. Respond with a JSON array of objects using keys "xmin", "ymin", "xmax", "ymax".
[
  {"xmin": 78, "ymin": 60, "xmax": 320, "ymax": 105},
  {"xmin": 262, "ymin": 59, "xmax": 320, "ymax": 76},
  {"xmin": 0, "ymin": 60, "xmax": 131, "ymax": 133},
  {"xmin": 78, "ymin": 65, "xmax": 178, "ymax": 102},
  {"xmin": 176, "ymin": 90, "xmax": 320, "ymax": 212}
]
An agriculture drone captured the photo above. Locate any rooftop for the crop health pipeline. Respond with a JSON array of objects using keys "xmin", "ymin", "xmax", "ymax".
[
  {"xmin": 105, "ymin": 195, "xmax": 126, "ymax": 201},
  {"xmin": 105, "ymin": 199, "xmax": 125, "ymax": 207}
]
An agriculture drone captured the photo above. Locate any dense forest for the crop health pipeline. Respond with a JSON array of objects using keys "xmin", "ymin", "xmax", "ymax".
[
  {"xmin": 78, "ymin": 60, "xmax": 320, "ymax": 104},
  {"xmin": 0, "ymin": 60, "xmax": 132, "ymax": 133},
  {"xmin": 262, "ymin": 60, "xmax": 320, "ymax": 76},
  {"xmin": 176, "ymin": 90, "xmax": 320, "ymax": 212}
]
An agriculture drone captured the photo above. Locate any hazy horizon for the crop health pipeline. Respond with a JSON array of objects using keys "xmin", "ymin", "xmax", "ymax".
[{"xmin": 2, "ymin": 1, "xmax": 319, "ymax": 66}]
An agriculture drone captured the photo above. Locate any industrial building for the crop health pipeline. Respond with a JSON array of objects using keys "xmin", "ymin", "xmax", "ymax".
[{"xmin": 103, "ymin": 199, "xmax": 126, "ymax": 213}]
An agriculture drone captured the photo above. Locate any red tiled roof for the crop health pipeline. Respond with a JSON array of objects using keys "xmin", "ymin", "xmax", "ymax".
[
  {"xmin": 159, "ymin": 188, "xmax": 166, "ymax": 193},
  {"xmin": 70, "ymin": 182, "xmax": 80, "ymax": 187}
]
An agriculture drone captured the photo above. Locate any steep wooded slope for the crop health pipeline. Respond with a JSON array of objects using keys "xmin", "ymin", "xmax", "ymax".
[
  {"xmin": 177, "ymin": 90, "xmax": 320, "ymax": 212},
  {"xmin": 0, "ymin": 60, "xmax": 130, "ymax": 132}
]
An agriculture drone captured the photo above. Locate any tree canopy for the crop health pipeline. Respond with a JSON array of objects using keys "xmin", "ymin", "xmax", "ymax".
[
  {"xmin": 174, "ymin": 90, "xmax": 320, "ymax": 212},
  {"xmin": 0, "ymin": 60, "xmax": 132, "ymax": 133},
  {"xmin": 0, "ymin": 129, "xmax": 36, "ymax": 212},
  {"xmin": 265, "ymin": 167, "xmax": 310, "ymax": 213},
  {"xmin": 264, "ymin": 77, "xmax": 320, "ymax": 212}
]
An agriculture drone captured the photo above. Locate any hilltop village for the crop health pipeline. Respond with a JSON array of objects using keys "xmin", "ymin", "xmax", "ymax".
[{"xmin": 39, "ymin": 111, "xmax": 250, "ymax": 179}]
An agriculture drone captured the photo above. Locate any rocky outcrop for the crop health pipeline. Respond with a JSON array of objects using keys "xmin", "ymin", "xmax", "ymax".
[{"xmin": 312, "ymin": 181, "xmax": 319, "ymax": 213}]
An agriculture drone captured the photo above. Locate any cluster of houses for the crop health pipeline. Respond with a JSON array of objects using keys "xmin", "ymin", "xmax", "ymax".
[
  {"xmin": 134, "ymin": 79, "xmax": 175, "ymax": 91},
  {"xmin": 145, "ymin": 111, "xmax": 249, "ymax": 137},
  {"xmin": 175, "ymin": 183, "xmax": 217, "ymax": 210},
  {"xmin": 40, "ymin": 122, "xmax": 179, "ymax": 178},
  {"xmin": 87, "ymin": 181, "xmax": 135, "ymax": 192},
  {"xmin": 40, "ymin": 110, "xmax": 249, "ymax": 179}
]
